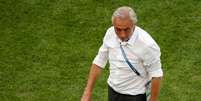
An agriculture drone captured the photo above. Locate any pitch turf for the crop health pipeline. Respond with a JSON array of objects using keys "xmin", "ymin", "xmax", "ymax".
[{"xmin": 0, "ymin": 0, "xmax": 201, "ymax": 101}]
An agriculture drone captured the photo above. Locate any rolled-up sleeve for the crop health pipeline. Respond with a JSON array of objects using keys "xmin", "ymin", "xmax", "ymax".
[
  {"xmin": 92, "ymin": 43, "xmax": 109, "ymax": 69},
  {"xmin": 143, "ymin": 44, "xmax": 163, "ymax": 78}
]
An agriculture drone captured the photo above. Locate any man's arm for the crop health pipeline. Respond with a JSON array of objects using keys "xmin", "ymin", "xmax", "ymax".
[
  {"xmin": 81, "ymin": 64, "xmax": 103, "ymax": 101},
  {"xmin": 150, "ymin": 77, "xmax": 162, "ymax": 101}
]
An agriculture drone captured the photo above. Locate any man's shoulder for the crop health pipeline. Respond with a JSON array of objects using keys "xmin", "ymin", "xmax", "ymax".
[
  {"xmin": 103, "ymin": 26, "xmax": 115, "ymax": 42},
  {"xmin": 107, "ymin": 26, "xmax": 115, "ymax": 32},
  {"xmin": 102, "ymin": 26, "xmax": 119, "ymax": 47},
  {"xmin": 134, "ymin": 26, "xmax": 161, "ymax": 56},
  {"xmin": 136, "ymin": 26, "xmax": 159, "ymax": 48},
  {"xmin": 105, "ymin": 26, "xmax": 115, "ymax": 36}
]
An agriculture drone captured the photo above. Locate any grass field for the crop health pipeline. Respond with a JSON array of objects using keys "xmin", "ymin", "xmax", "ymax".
[{"xmin": 0, "ymin": 0, "xmax": 201, "ymax": 101}]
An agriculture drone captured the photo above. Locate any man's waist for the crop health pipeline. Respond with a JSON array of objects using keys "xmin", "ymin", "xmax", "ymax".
[{"xmin": 107, "ymin": 76, "xmax": 147, "ymax": 95}]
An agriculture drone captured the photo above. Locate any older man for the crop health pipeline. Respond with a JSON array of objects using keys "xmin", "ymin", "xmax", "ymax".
[{"xmin": 81, "ymin": 6, "xmax": 163, "ymax": 101}]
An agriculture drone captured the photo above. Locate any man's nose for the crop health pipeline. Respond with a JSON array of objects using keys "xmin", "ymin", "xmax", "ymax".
[{"xmin": 119, "ymin": 30, "xmax": 127, "ymax": 37}]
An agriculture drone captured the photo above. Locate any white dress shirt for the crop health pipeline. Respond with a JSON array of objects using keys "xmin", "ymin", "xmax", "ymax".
[{"xmin": 93, "ymin": 26, "xmax": 163, "ymax": 95}]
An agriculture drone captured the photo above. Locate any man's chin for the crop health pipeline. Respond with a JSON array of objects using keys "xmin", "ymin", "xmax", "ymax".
[{"xmin": 121, "ymin": 38, "xmax": 129, "ymax": 42}]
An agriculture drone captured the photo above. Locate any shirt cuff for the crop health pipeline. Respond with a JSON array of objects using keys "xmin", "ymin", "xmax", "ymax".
[{"xmin": 149, "ymin": 68, "xmax": 163, "ymax": 78}]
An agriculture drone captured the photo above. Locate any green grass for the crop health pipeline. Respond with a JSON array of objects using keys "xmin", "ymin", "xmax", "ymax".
[{"xmin": 0, "ymin": 0, "xmax": 201, "ymax": 101}]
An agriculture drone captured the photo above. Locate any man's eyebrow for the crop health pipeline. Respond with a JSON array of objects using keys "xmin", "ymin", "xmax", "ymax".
[{"xmin": 115, "ymin": 27, "xmax": 130, "ymax": 30}]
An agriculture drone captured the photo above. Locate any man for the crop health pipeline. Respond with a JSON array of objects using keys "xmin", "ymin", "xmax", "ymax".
[{"xmin": 81, "ymin": 6, "xmax": 163, "ymax": 101}]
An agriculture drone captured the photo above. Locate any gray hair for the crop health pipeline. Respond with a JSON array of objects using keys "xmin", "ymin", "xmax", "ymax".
[{"xmin": 112, "ymin": 6, "xmax": 138, "ymax": 24}]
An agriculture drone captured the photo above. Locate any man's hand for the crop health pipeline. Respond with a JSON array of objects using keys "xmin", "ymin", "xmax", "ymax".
[
  {"xmin": 81, "ymin": 64, "xmax": 103, "ymax": 101},
  {"xmin": 150, "ymin": 77, "xmax": 162, "ymax": 101}
]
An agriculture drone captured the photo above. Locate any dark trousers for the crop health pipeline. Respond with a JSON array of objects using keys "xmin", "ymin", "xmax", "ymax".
[{"xmin": 108, "ymin": 85, "xmax": 147, "ymax": 101}]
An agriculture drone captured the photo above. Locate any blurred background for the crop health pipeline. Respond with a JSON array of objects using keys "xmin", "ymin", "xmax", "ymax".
[{"xmin": 0, "ymin": 0, "xmax": 201, "ymax": 101}]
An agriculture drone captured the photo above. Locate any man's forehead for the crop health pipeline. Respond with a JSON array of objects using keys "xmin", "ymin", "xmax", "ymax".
[{"xmin": 113, "ymin": 17, "xmax": 133, "ymax": 28}]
